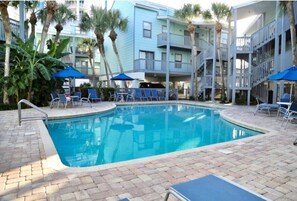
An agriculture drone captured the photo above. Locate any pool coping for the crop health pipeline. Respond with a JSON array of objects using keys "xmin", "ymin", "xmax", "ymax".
[{"xmin": 39, "ymin": 101, "xmax": 274, "ymax": 173}]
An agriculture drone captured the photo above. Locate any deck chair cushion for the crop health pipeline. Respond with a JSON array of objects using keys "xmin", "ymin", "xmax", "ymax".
[{"xmin": 165, "ymin": 175, "xmax": 270, "ymax": 201}]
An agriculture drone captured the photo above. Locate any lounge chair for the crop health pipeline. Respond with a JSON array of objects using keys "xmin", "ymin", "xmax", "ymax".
[
  {"xmin": 143, "ymin": 89, "xmax": 152, "ymax": 101},
  {"xmin": 282, "ymin": 101, "xmax": 297, "ymax": 129},
  {"xmin": 50, "ymin": 92, "xmax": 59, "ymax": 109},
  {"xmin": 151, "ymin": 89, "xmax": 159, "ymax": 101},
  {"xmin": 164, "ymin": 174, "xmax": 271, "ymax": 201},
  {"xmin": 88, "ymin": 89, "xmax": 101, "ymax": 103},
  {"xmin": 57, "ymin": 94, "xmax": 71, "ymax": 109},
  {"xmin": 134, "ymin": 88, "xmax": 144, "ymax": 101},
  {"xmin": 126, "ymin": 89, "xmax": 135, "ymax": 102},
  {"xmin": 254, "ymin": 98, "xmax": 279, "ymax": 116}
]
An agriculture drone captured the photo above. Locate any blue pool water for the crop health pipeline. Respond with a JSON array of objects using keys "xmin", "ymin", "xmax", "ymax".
[{"xmin": 47, "ymin": 104, "xmax": 261, "ymax": 167}]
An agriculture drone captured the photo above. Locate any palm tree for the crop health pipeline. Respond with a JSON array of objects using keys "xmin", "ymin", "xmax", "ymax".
[
  {"xmin": 11, "ymin": 1, "xmax": 39, "ymax": 38},
  {"xmin": 79, "ymin": 6, "xmax": 113, "ymax": 87},
  {"xmin": 0, "ymin": 1, "xmax": 11, "ymax": 104},
  {"xmin": 175, "ymin": 4, "xmax": 202, "ymax": 100},
  {"xmin": 77, "ymin": 38, "xmax": 97, "ymax": 85},
  {"xmin": 279, "ymin": 1, "xmax": 297, "ymax": 65},
  {"xmin": 39, "ymin": 0, "xmax": 58, "ymax": 53},
  {"xmin": 107, "ymin": 9, "xmax": 128, "ymax": 74},
  {"xmin": 203, "ymin": 3, "xmax": 231, "ymax": 102},
  {"xmin": 52, "ymin": 4, "xmax": 76, "ymax": 43}
]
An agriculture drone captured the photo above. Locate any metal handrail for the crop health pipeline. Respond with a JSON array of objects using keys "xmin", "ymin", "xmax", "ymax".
[{"xmin": 18, "ymin": 99, "xmax": 48, "ymax": 126}]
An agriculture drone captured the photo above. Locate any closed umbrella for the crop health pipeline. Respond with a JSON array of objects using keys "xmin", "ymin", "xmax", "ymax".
[{"xmin": 268, "ymin": 66, "xmax": 297, "ymax": 101}]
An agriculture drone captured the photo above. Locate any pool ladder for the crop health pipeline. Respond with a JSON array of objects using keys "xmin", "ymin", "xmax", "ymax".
[{"xmin": 18, "ymin": 99, "xmax": 48, "ymax": 126}]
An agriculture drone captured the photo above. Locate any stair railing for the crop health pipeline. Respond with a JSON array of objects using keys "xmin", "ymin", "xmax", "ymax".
[{"xmin": 18, "ymin": 99, "xmax": 48, "ymax": 126}]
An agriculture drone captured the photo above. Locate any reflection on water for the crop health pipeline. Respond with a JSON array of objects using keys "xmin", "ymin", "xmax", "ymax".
[{"xmin": 47, "ymin": 104, "xmax": 261, "ymax": 167}]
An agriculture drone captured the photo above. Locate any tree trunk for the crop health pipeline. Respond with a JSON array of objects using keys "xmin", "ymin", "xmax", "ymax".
[
  {"xmin": 54, "ymin": 23, "xmax": 63, "ymax": 43},
  {"xmin": 109, "ymin": 30, "xmax": 127, "ymax": 88},
  {"xmin": 287, "ymin": 1, "xmax": 297, "ymax": 65},
  {"xmin": 188, "ymin": 22, "xmax": 198, "ymax": 100},
  {"xmin": 216, "ymin": 22, "xmax": 225, "ymax": 102},
  {"xmin": 96, "ymin": 33, "xmax": 112, "ymax": 87},
  {"xmin": 0, "ymin": 2, "xmax": 11, "ymax": 104},
  {"xmin": 39, "ymin": 1, "xmax": 57, "ymax": 53},
  {"xmin": 29, "ymin": 12, "xmax": 37, "ymax": 37},
  {"xmin": 87, "ymin": 48, "xmax": 96, "ymax": 86},
  {"xmin": 39, "ymin": 12, "xmax": 54, "ymax": 53}
]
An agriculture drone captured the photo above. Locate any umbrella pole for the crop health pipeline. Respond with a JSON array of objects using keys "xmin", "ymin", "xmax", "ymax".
[{"xmin": 290, "ymin": 82, "xmax": 293, "ymax": 102}]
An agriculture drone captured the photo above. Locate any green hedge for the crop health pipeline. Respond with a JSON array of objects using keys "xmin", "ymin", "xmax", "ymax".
[{"xmin": 0, "ymin": 103, "xmax": 18, "ymax": 111}]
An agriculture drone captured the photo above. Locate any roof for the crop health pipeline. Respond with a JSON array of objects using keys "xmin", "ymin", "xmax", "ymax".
[{"xmin": 231, "ymin": 0, "xmax": 276, "ymax": 21}]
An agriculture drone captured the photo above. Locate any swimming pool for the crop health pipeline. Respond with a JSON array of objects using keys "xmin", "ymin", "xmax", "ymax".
[{"xmin": 47, "ymin": 104, "xmax": 261, "ymax": 167}]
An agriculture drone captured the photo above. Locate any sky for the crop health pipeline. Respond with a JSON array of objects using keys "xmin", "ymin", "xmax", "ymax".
[{"xmin": 105, "ymin": 0, "xmax": 252, "ymax": 10}]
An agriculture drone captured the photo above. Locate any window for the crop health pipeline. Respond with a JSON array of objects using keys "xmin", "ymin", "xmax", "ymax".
[
  {"xmin": 175, "ymin": 54, "xmax": 182, "ymax": 68},
  {"xmin": 79, "ymin": 0, "xmax": 84, "ymax": 7},
  {"xmin": 143, "ymin": 22, "xmax": 152, "ymax": 38},
  {"xmin": 140, "ymin": 51, "xmax": 154, "ymax": 70},
  {"xmin": 162, "ymin": 25, "xmax": 167, "ymax": 33}
]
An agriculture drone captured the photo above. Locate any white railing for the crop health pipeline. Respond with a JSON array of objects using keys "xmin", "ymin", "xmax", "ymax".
[
  {"xmin": 251, "ymin": 20, "xmax": 276, "ymax": 49},
  {"xmin": 236, "ymin": 37, "xmax": 252, "ymax": 52},
  {"xmin": 18, "ymin": 99, "xmax": 48, "ymax": 126},
  {"xmin": 157, "ymin": 32, "xmax": 210, "ymax": 50},
  {"xmin": 250, "ymin": 58, "xmax": 274, "ymax": 87},
  {"xmin": 0, "ymin": 17, "xmax": 28, "ymax": 41},
  {"xmin": 197, "ymin": 45, "xmax": 214, "ymax": 68},
  {"xmin": 134, "ymin": 59, "xmax": 192, "ymax": 74}
]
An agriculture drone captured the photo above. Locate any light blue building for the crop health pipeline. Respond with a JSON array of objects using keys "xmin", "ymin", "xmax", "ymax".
[{"xmin": 103, "ymin": 0, "xmax": 220, "ymax": 99}]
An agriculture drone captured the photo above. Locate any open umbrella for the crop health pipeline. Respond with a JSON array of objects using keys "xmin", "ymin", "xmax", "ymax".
[
  {"xmin": 268, "ymin": 66, "xmax": 297, "ymax": 101},
  {"xmin": 110, "ymin": 73, "xmax": 134, "ymax": 81},
  {"xmin": 52, "ymin": 67, "xmax": 85, "ymax": 78},
  {"xmin": 52, "ymin": 67, "xmax": 86, "ymax": 94}
]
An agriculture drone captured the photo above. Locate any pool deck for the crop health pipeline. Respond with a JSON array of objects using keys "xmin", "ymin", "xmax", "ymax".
[{"xmin": 0, "ymin": 101, "xmax": 297, "ymax": 201}]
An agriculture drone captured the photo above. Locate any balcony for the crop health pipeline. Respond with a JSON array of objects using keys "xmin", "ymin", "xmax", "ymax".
[
  {"xmin": 134, "ymin": 59, "xmax": 192, "ymax": 75},
  {"xmin": 75, "ymin": 48, "xmax": 88, "ymax": 57},
  {"xmin": 75, "ymin": 66, "xmax": 100, "ymax": 77},
  {"xmin": 0, "ymin": 17, "xmax": 27, "ymax": 42},
  {"xmin": 236, "ymin": 37, "xmax": 252, "ymax": 53}
]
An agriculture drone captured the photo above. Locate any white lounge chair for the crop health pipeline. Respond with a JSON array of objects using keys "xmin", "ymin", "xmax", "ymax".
[{"xmin": 254, "ymin": 98, "xmax": 279, "ymax": 116}]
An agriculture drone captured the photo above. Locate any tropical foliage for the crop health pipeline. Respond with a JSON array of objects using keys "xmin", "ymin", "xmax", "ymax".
[
  {"xmin": 175, "ymin": 4, "xmax": 202, "ymax": 100},
  {"xmin": 0, "ymin": 1, "xmax": 11, "ymax": 104},
  {"xmin": 203, "ymin": 2, "xmax": 231, "ymax": 102},
  {"xmin": 0, "ymin": 34, "xmax": 68, "ymax": 105}
]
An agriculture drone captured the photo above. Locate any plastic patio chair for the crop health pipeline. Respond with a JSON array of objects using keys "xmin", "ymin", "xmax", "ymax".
[
  {"xmin": 57, "ymin": 94, "xmax": 71, "ymax": 109},
  {"xmin": 151, "ymin": 89, "xmax": 159, "ymax": 101},
  {"xmin": 164, "ymin": 174, "xmax": 271, "ymax": 201},
  {"xmin": 143, "ymin": 89, "xmax": 152, "ymax": 101},
  {"xmin": 50, "ymin": 92, "xmax": 60, "ymax": 109},
  {"xmin": 88, "ymin": 89, "xmax": 101, "ymax": 103},
  {"xmin": 134, "ymin": 88, "xmax": 144, "ymax": 101},
  {"xmin": 281, "ymin": 101, "xmax": 297, "ymax": 129}
]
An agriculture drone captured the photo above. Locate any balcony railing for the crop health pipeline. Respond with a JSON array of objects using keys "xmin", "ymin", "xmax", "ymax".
[
  {"xmin": 0, "ymin": 17, "xmax": 28, "ymax": 42},
  {"xmin": 134, "ymin": 59, "xmax": 192, "ymax": 74},
  {"xmin": 75, "ymin": 66, "xmax": 100, "ymax": 76},
  {"xmin": 251, "ymin": 20, "xmax": 276, "ymax": 49},
  {"xmin": 250, "ymin": 58, "xmax": 274, "ymax": 87},
  {"xmin": 236, "ymin": 37, "xmax": 252, "ymax": 52},
  {"xmin": 157, "ymin": 33, "xmax": 209, "ymax": 51}
]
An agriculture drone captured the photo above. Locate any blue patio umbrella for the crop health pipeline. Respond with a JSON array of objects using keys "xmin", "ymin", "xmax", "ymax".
[
  {"xmin": 52, "ymin": 67, "xmax": 85, "ymax": 78},
  {"xmin": 110, "ymin": 73, "xmax": 134, "ymax": 81},
  {"xmin": 52, "ymin": 67, "xmax": 85, "ymax": 94},
  {"xmin": 268, "ymin": 66, "xmax": 297, "ymax": 101}
]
